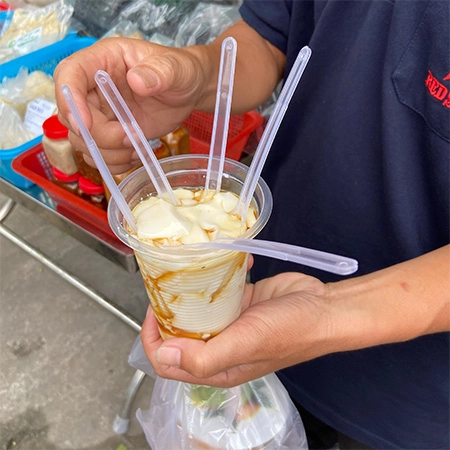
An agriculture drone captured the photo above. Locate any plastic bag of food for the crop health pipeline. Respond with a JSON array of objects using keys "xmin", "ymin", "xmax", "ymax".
[
  {"xmin": 174, "ymin": 2, "xmax": 241, "ymax": 47},
  {"xmin": 138, "ymin": 375, "xmax": 308, "ymax": 450},
  {"xmin": 24, "ymin": 0, "xmax": 61, "ymax": 6},
  {"xmin": 0, "ymin": 67, "xmax": 56, "ymax": 118},
  {"xmin": 117, "ymin": 0, "xmax": 197, "ymax": 40},
  {"xmin": 0, "ymin": 0, "xmax": 74, "ymax": 63},
  {"xmin": 0, "ymin": 68, "xmax": 56, "ymax": 148},
  {"xmin": 147, "ymin": 31, "xmax": 174, "ymax": 47},
  {"xmin": 128, "ymin": 337, "xmax": 308, "ymax": 450},
  {"xmin": 72, "ymin": 0, "xmax": 129, "ymax": 37},
  {"xmin": 0, "ymin": 9, "xmax": 14, "ymax": 39},
  {"xmin": 0, "ymin": 100, "xmax": 36, "ymax": 149},
  {"xmin": 101, "ymin": 20, "xmax": 144, "ymax": 40}
]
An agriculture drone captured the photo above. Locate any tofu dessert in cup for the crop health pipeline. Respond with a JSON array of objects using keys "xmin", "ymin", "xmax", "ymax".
[{"xmin": 108, "ymin": 154, "xmax": 272, "ymax": 341}]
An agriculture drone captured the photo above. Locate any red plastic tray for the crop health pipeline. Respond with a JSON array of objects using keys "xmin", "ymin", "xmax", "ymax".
[
  {"xmin": 12, "ymin": 110, "xmax": 263, "ymax": 235},
  {"xmin": 184, "ymin": 110, "xmax": 263, "ymax": 161},
  {"xmin": 12, "ymin": 144, "xmax": 115, "ymax": 238}
]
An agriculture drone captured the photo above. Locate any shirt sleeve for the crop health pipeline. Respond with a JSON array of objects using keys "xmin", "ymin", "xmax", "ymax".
[{"xmin": 239, "ymin": 0, "xmax": 314, "ymax": 54}]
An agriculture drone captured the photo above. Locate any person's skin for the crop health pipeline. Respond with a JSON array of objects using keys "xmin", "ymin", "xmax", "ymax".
[
  {"xmin": 54, "ymin": 20, "xmax": 450, "ymax": 389},
  {"xmin": 54, "ymin": 20, "xmax": 284, "ymax": 174},
  {"xmin": 141, "ymin": 246, "xmax": 449, "ymax": 387}
]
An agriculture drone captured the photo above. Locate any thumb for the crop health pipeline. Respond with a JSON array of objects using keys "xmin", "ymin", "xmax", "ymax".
[
  {"xmin": 127, "ymin": 51, "xmax": 202, "ymax": 99},
  {"xmin": 156, "ymin": 324, "xmax": 251, "ymax": 381},
  {"xmin": 127, "ymin": 65, "xmax": 161, "ymax": 94}
]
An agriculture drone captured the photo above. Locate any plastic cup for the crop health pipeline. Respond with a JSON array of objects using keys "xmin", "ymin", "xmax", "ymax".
[{"xmin": 108, "ymin": 154, "xmax": 272, "ymax": 340}]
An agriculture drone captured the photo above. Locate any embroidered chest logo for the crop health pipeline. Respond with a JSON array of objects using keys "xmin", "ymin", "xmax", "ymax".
[{"xmin": 425, "ymin": 70, "xmax": 450, "ymax": 109}]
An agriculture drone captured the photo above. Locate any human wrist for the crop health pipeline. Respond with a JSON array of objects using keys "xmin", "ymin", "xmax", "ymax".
[
  {"xmin": 323, "ymin": 276, "xmax": 389, "ymax": 354},
  {"xmin": 324, "ymin": 246, "xmax": 450, "ymax": 353}
]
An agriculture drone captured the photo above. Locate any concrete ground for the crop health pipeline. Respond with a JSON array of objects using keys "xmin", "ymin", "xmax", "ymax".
[{"xmin": 0, "ymin": 191, "xmax": 155, "ymax": 450}]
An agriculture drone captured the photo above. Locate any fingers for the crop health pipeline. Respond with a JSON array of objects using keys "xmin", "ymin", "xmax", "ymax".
[
  {"xmin": 54, "ymin": 37, "xmax": 148, "ymax": 133},
  {"xmin": 140, "ymin": 273, "xmax": 329, "ymax": 387},
  {"xmin": 127, "ymin": 48, "xmax": 204, "ymax": 101},
  {"xmin": 65, "ymin": 112, "xmax": 136, "ymax": 174},
  {"xmin": 248, "ymin": 254, "xmax": 254, "ymax": 270},
  {"xmin": 54, "ymin": 39, "xmax": 206, "ymax": 175},
  {"xmin": 141, "ymin": 300, "xmax": 283, "ymax": 388},
  {"xmin": 73, "ymin": 145, "xmax": 138, "ymax": 175},
  {"xmin": 141, "ymin": 307, "xmax": 258, "ymax": 386}
]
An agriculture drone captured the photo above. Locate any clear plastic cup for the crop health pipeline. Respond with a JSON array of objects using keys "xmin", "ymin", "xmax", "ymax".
[{"xmin": 108, "ymin": 154, "xmax": 272, "ymax": 340}]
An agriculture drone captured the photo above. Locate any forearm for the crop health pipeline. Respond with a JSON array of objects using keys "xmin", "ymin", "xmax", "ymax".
[
  {"xmin": 326, "ymin": 245, "xmax": 450, "ymax": 353},
  {"xmin": 190, "ymin": 20, "xmax": 286, "ymax": 114}
]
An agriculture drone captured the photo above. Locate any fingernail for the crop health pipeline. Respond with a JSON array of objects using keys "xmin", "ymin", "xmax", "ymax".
[
  {"xmin": 156, "ymin": 346, "xmax": 181, "ymax": 367},
  {"xmin": 131, "ymin": 150, "xmax": 140, "ymax": 161},
  {"xmin": 131, "ymin": 67, "xmax": 158, "ymax": 89},
  {"xmin": 123, "ymin": 136, "xmax": 132, "ymax": 147},
  {"xmin": 146, "ymin": 306, "xmax": 153, "ymax": 318}
]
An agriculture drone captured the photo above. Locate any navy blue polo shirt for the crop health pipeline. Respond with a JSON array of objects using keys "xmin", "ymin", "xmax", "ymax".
[{"xmin": 240, "ymin": 0, "xmax": 449, "ymax": 448}]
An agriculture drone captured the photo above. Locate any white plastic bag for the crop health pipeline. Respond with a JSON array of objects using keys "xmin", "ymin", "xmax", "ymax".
[
  {"xmin": 0, "ymin": 0, "xmax": 73, "ymax": 63},
  {"xmin": 128, "ymin": 337, "xmax": 308, "ymax": 450},
  {"xmin": 0, "ymin": 100, "xmax": 36, "ymax": 149}
]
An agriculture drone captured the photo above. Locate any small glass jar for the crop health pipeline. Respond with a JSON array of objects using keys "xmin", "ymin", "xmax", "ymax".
[
  {"xmin": 149, "ymin": 138, "xmax": 171, "ymax": 159},
  {"xmin": 78, "ymin": 175, "xmax": 108, "ymax": 210},
  {"xmin": 73, "ymin": 149, "xmax": 104, "ymax": 186},
  {"xmin": 161, "ymin": 125, "xmax": 191, "ymax": 156},
  {"xmin": 42, "ymin": 115, "xmax": 79, "ymax": 175},
  {"xmin": 52, "ymin": 167, "xmax": 80, "ymax": 195},
  {"xmin": 102, "ymin": 164, "xmax": 142, "ymax": 202}
]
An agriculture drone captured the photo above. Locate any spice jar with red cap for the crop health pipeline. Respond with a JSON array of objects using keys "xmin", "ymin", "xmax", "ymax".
[
  {"xmin": 42, "ymin": 115, "xmax": 79, "ymax": 175},
  {"xmin": 149, "ymin": 138, "xmax": 171, "ymax": 159},
  {"xmin": 52, "ymin": 167, "xmax": 80, "ymax": 195},
  {"xmin": 161, "ymin": 126, "xmax": 191, "ymax": 156},
  {"xmin": 78, "ymin": 175, "xmax": 108, "ymax": 210}
]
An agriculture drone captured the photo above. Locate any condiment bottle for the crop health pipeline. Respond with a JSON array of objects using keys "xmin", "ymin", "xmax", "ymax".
[
  {"xmin": 52, "ymin": 167, "xmax": 80, "ymax": 195},
  {"xmin": 161, "ymin": 125, "xmax": 191, "ymax": 156},
  {"xmin": 149, "ymin": 138, "xmax": 171, "ymax": 159},
  {"xmin": 73, "ymin": 149, "xmax": 104, "ymax": 186},
  {"xmin": 78, "ymin": 175, "xmax": 108, "ymax": 210},
  {"xmin": 102, "ymin": 164, "xmax": 142, "ymax": 202},
  {"xmin": 42, "ymin": 115, "xmax": 79, "ymax": 175}
]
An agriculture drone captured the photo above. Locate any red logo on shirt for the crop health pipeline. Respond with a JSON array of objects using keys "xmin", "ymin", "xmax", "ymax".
[{"xmin": 425, "ymin": 70, "xmax": 450, "ymax": 108}]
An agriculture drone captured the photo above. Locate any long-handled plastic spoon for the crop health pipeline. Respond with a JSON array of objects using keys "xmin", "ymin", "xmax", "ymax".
[
  {"xmin": 235, "ymin": 46, "xmax": 312, "ymax": 219},
  {"xmin": 189, "ymin": 238, "xmax": 358, "ymax": 275},
  {"xmin": 61, "ymin": 85, "xmax": 137, "ymax": 231},
  {"xmin": 94, "ymin": 70, "xmax": 179, "ymax": 206},
  {"xmin": 203, "ymin": 36, "xmax": 237, "ymax": 195}
]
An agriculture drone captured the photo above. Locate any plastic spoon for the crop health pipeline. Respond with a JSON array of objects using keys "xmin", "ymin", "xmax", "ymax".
[
  {"xmin": 189, "ymin": 238, "xmax": 358, "ymax": 275},
  {"xmin": 94, "ymin": 70, "xmax": 179, "ymax": 206},
  {"xmin": 235, "ymin": 46, "xmax": 312, "ymax": 219},
  {"xmin": 203, "ymin": 36, "xmax": 237, "ymax": 194},
  {"xmin": 61, "ymin": 85, "xmax": 137, "ymax": 231}
]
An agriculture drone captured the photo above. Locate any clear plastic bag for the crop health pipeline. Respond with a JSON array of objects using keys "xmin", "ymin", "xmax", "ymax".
[
  {"xmin": 0, "ymin": 67, "xmax": 55, "ymax": 118},
  {"xmin": 72, "ymin": 0, "xmax": 129, "ymax": 36},
  {"xmin": 174, "ymin": 2, "xmax": 241, "ymax": 47},
  {"xmin": 116, "ymin": 0, "xmax": 197, "ymax": 40},
  {"xmin": 0, "ymin": 101, "xmax": 37, "ymax": 149},
  {"xmin": 0, "ymin": 0, "xmax": 74, "ymax": 63},
  {"xmin": 101, "ymin": 19, "xmax": 144, "ymax": 40},
  {"xmin": 128, "ymin": 337, "xmax": 308, "ymax": 450},
  {"xmin": 128, "ymin": 335, "xmax": 156, "ymax": 378}
]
